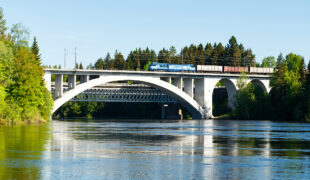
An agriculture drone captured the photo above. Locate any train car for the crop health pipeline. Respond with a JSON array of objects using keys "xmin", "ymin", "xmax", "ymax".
[
  {"xmin": 196, "ymin": 65, "xmax": 223, "ymax": 73},
  {"xmin": 249, "ymin": 67, "xmax": 274, "ymax": 74},
  {"xmin": 223, "ymin": 66, "xmax": 249, "ymax": 73},
  {"xmin": 148, "ymin": 62, "xmax": 196, "ymax": 72}
]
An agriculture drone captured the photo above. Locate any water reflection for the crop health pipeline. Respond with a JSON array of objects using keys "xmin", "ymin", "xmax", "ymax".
[
  {"xmin": 0, "ymin": 125, "xmax": 51, "ymax": 180},
  {"xmin": 43, "ymin": 120, "xmax": 310, "ymax": 179},
  {"xmin": 1, "ymin": 120, "xmax": 310, "ymax": 179}
]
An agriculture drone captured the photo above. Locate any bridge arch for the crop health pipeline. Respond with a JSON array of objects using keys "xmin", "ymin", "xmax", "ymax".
[
  {"xmin": 249, "ymin": 79, "xmax": 270, "ymax": 93},
  {"xmin": 212, "ymin": 78, "xmax": 237, "ymax": 110},
  {"xmin": 52, "ymin": 76, "xmax": 203, "ymax": 119}
]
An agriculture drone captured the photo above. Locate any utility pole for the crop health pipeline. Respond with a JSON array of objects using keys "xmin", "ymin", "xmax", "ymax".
[
  {"xmin": 64, "ymin": 49, "xmax": 66, "ymax": 68},
  {"xmin": 75, "ymin": 47, "xmax": 77, "ymax": 69}
]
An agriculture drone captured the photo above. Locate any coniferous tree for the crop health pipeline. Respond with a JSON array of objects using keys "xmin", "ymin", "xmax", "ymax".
[
  {"xmin": 197, "ymin": 44, "xmax": 204, "ymax": 65},
  {"xmin": 204, "ymin": 43, "xmax": 213, "ymax": 64},
  {"xmin": 212, "ymin": 43, "xmax": 224, "ymax": 65},
  {"xmin": 113, "ymin": 51, "xmax": 126, "ymax": 70},
  {"xmin": 95, "ymin": 58, "xmax": 104, "ymax": 70},
  {"xmin": 31, "ymin": 36, "xmax": 41, "ymax": 64},
  {"xmin": 79, "ymin": 62, "xmax": 83, "ymax": 69}
]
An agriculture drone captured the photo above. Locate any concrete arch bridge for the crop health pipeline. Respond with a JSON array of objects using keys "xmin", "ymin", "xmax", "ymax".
[{"xmin": 44, "ymin": 69, "xmax": 271, "ymax": 119}]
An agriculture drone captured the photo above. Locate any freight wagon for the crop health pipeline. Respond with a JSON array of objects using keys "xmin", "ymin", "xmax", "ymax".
[
  {"xmin": 223, "ymin": 66, "xmax": 249, "ymax": 73},
  {"xmin": 249, "ymin": 67, "xmax": 274, "ymax": 74},
  {"xmin": 196, "ymin": 65, "xmax": 222, "ymax": 72}
]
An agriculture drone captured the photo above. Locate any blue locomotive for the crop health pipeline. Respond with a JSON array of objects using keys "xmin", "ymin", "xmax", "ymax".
[{"xmin": 148, "ymin": 62, "xmax": 196, "ymax": 72}]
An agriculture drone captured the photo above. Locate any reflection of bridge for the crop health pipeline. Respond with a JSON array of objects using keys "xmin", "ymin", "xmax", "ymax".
[{"xmin": 44, "ymin": 69, "xmax": 271, "ymax": 119}]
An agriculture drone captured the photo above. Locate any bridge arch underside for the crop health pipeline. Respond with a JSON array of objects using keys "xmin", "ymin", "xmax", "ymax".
[
  {"xmin": 249, "ymin": 79, "xmax": 268, "ymax": 92},
  {"xmin": 52, "ymin": 76, "xmax": 203, "ymax": 119},
  {"xmin": 216, "ymin": 78, "xmax": 237, "ymax": 110}
]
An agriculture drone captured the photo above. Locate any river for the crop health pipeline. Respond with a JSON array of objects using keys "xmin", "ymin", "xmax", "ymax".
[{"xmin": 0, "ymin": 119, "xmax": 310, "ymax": 179}]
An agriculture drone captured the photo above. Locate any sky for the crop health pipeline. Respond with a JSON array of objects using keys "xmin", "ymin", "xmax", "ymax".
[{"xmin": 1, "ymin": 0, "xmax": 309, "ymax": 68}]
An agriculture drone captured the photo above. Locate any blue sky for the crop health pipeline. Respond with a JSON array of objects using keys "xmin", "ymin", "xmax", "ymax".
[{"xmin": 1, "ymin": 0, "xmax": 309, "ymax": 67}]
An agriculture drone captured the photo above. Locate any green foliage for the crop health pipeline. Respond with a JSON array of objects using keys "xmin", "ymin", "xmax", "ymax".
[
  {"xmin": 10, "ymin": 23, "xmax": 30, "ymax": 48},
  {"xmin": 0, "ymin": 7, "xmax": 53, "ymax": 125},
  {"xmin": 269, "ymin": 53, "xmax": 305, "ymax": 121},
  {"xmin": 261, "ymin": 56, "xmax": 276, "ymax": 68},
  {"xmin": 143, "ymin": 61, "xmax": 152, "ymax": 71},
  {"xmin": 233, "ymin": 74, "xmax": 273, "ymax": 120}
]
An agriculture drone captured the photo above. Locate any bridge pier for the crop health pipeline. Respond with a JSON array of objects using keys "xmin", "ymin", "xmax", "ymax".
[
  {"xmin": 184, "ymin": 78, "xmax": 193, "ymax": 98},
  {"xmin": 55, "ymin": 74, "xmax": 63, "ymax": 98},
  {"xmin": 80, "ymin": 75, "xmax": 89, "ymax": 83},
  {"xmin": 172, "ymin": 77, "xmax": 182, "ymax": 89},
  {"xmin": 68, "ymin": 75, "xmax": 76, "ymax": 89}
]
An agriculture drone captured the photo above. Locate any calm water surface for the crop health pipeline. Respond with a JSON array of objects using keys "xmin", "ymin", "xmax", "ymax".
[{"xmin": 1, "ymin": 119, "xmax": 310, "ymax": 179}]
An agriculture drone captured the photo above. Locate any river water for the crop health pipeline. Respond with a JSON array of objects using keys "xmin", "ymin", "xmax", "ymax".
[{"xmin": 0, "ymin": 119, "xmax": 310, "ymax": 179}]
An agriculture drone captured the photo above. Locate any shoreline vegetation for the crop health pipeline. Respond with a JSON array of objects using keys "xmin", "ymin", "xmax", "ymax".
[{"xmin": 0, "ymin": 8, "xmax": 53, "ymax": 125}]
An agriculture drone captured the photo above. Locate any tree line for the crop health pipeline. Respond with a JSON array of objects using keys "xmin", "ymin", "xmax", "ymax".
[
  {"xmin": 233, "ymin": 53, "xmax": 310, "ymax": 121},
  {"xmin": 77, "ymin": 36, "xmax": 257, "ymax": 71},
  {"xmin": 0, "ymin": 8, "xmax": 53, "ymax": 125}
]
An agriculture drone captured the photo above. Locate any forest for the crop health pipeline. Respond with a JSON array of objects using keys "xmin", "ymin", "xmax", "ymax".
[{"xmin": 0, "ymin": 8, "xmax": 53, "ymax": 125}]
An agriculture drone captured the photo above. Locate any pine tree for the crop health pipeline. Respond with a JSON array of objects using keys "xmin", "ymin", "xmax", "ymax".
[
  {"xmin": 79, "ymin": 62, "xmax": 84, "ymax": 69},
  {"xmin": 31, "ymin": 36, "xmax": 41, "ymax": 64},
  {"xmin": 95, "ymin": 58, "xmax": 104, "ymax": 69},
  {"xmin": 204, "ymin": 43, "xmax": 213, "ymax": 64}
]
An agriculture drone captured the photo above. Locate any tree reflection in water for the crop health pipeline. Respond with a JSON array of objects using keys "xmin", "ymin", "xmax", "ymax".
[{"xmin": 0, "ymin": 124, "xmax": 51, "ymax": 180}]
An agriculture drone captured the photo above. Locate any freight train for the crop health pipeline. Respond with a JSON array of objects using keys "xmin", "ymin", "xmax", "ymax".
[{"xmin": 148, "ymin": 62, "xmax": 274, "ymax": 74}]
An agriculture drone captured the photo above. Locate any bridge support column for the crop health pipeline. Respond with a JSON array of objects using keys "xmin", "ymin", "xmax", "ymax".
[
  {"xmin": 55, "ymin": 74, "xmax": 63, "ymax": 98},
  {"xmin": 160, "ymin": 77, "xmax": 171, "ymax": 84},
  {"xmin": 44, "ymin": 72, "xmax": 51, "ymax": 91},
  {"xmin": 221, "ymin": 79, "xmax": 238, "ymax": 110},
  {"xmin": 172, "ymin": 77, "xmax": 182, "ymax": 89},
  {"xmin": 68, "ymin": 75, "xmax": 76, "ymax": 89},
  {"xmin": 184, "ymin": 78, "xmax": 193, "ymax": 98},
  {"xmin": 80, "ymin": 75, "xmax": 89, "ymax": 83},
  {"xmin": 194, "ymin": 78, "xmax": 214, "ymax": 119}
]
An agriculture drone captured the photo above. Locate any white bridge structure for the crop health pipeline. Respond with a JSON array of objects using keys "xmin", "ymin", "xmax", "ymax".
[{"xmin": 44, "ymin": 69, "xmax": 271, "ymax": 119}]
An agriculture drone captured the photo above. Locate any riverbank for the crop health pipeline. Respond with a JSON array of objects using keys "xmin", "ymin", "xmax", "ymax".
[{"xmin": 0, "ymin": 117, "xmax": 48, "ymax": 126}]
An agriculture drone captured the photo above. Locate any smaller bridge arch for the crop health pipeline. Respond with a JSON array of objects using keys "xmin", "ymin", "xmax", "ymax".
[
  {"xmin": 248, "ymin": 79, "xmax": 271, "ymax": 93},
  {"xmin": 212, "ymin": 78, "xmax": 238, "ymax": 110}
]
